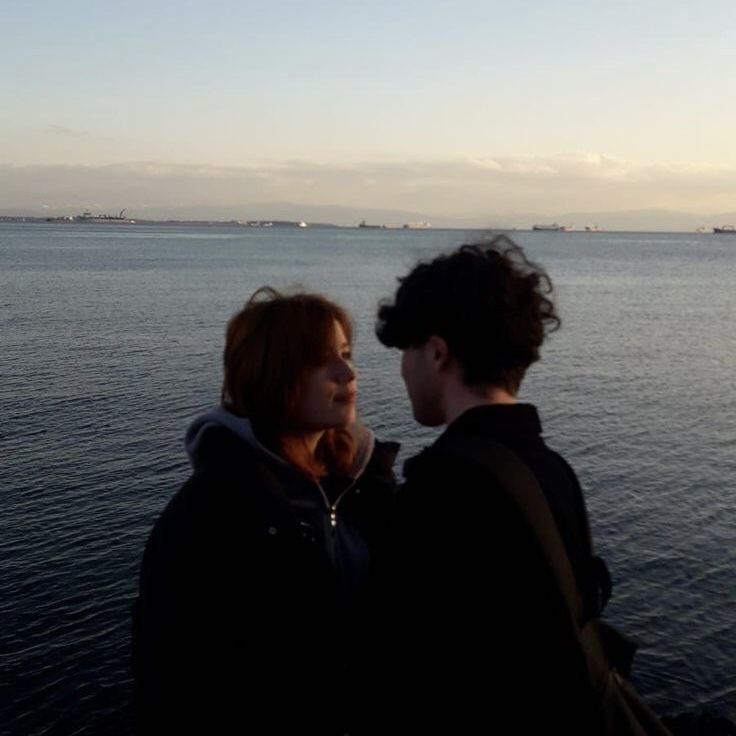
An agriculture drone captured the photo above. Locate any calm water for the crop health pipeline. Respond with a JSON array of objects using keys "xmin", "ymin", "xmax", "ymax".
[{"xmin": 2, "ymin": 223, "xmax": 735, "ymax": 733}]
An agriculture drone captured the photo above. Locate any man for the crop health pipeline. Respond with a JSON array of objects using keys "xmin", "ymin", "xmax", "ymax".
[{"xmin": 371, "ymin": 236, "xmax": 609, "ymax": 733}]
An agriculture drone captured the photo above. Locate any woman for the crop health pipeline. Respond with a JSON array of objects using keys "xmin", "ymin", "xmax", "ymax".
[{"xmin": 132, "ymin": 288, "xmax": 397, "ymax": 735}]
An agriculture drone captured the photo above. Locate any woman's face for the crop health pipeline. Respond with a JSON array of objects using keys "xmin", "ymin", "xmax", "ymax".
[{"xmin": 294, "ymin": 319, "xmax": 357, "ymax": 431}]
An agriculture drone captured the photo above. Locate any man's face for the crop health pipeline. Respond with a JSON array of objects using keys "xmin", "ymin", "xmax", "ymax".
[{"xmin": 401, "ymin": 342, "xmax": 444, "ymax": 427}]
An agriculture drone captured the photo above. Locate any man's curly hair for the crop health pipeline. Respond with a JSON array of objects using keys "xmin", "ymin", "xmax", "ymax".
[{"xmin": 376, "ymin": 235, "xmax": 560, "ymax": 393}]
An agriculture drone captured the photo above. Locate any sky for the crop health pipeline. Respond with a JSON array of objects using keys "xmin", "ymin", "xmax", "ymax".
[{"xmin": 3, "ymin": 0, "xmax": 736, "ymax": 224}]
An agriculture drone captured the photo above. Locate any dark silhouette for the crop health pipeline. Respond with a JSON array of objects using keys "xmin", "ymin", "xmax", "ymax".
[{"xmin": 371, "ymin": 237, "xmax": 626, "ymax": 733}]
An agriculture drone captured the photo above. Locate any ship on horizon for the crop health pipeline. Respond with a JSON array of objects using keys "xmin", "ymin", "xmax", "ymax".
[
  {"xmin": 76, "ymin": 209, "xmax": 135, "ymax": 224},
  {"xmin": 532, "ymin": 223, "xmax": 574, "ymax": 232},
  {"xmin": 358, "ymin": 219, "xmax": 432, "ymax": 229}
]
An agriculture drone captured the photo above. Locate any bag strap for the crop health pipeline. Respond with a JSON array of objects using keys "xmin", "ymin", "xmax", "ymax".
[{"xmin": 435, "ymin": 434, "xmax": 671, "ymax": 735}]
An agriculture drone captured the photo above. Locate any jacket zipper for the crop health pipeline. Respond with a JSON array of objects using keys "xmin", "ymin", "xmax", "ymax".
[{"xmin": 316, "ymin": 479, "xmax": 357, "ymax": 530}]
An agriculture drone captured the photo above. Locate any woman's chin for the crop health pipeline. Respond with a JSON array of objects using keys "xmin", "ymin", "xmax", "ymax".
[{"xmin": 333, "ymin": 405, "xmax": 356, "ymax": 428}]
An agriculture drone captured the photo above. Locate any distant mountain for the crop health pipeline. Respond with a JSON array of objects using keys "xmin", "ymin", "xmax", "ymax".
[
  {"xmin": 549, "ymin": 209, "xmax": 736, "ymax": 232},
  {"xmin": 208, "ymin": 202, "xmax": 442, "ymax": 228},
  {"xmin": 0, "ymin": 202, "xmax": 448, "ymax": 228},
  {"xmin": 458, "ymin": 209, "xmax": 736, "ymax": 232},
  {"xmin": 3, "ymin": 204, "xmax": 735, "ymax": 232}
]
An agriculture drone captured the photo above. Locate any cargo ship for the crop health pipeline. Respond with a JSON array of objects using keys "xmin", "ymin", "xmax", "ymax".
[
  {"xmin": 76, "ymin": 209, "xmax": 135, "ymax": 224},
  {"xmin": 532, "ymin": 223, "xmax": 574, "ymax": 232}
]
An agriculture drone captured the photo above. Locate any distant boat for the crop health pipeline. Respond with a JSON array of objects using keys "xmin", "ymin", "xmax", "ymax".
[
  {"xmin": 76, "ymin": 209, "xmax": 135, "ymax": 224},
  {"xmin": 358, "ymin": 219, "xmax": 382, "ymax": 229},
  {"xmin": 297, "ymin": 221, "xmax": 307, "ymax": 228},
  {"xmin": 532, "ymin": 223, "xmax": 573, "ymax": 232},
  {"xmin": 713, "ymin": 225, "xmax": 736, "ymax": 234},
  {"xmin": 584, "ymin": 225, "xmax": 601, "ymax": 232}
]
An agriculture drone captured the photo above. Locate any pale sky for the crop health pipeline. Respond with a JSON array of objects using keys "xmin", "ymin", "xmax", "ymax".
[{"xmin": 3, "ymin": 0, "xmax": 736, "ymax": 222}]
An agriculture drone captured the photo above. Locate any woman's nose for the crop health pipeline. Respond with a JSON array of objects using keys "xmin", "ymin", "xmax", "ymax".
[{"xmin": 338, "ymin": 359, "xmax": 356, "ymax": 383}]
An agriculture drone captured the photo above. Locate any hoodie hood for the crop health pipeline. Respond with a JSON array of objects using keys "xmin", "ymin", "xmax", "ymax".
[
  {"xmin": 184, "ymin": 406, "xmax": 375, "ymax": 478},
  {"xmin": 185, "ymin": 406, "xmax": 282, "ymax": 471}
]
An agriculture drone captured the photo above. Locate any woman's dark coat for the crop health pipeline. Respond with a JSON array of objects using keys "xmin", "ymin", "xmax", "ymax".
[{"xmin": 132, "ymin": 413, "xmax": 397, "ymax": 735}]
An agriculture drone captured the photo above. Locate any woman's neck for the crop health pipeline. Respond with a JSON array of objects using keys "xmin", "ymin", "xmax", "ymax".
[{"xmin": 281, "ymin": 430, "xmax": 325, "ymax": 461}]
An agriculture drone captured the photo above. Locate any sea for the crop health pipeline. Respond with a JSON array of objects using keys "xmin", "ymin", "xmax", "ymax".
[{"xmin": 2, "ymin": 222, "xmax": 735, "ymax": 734}]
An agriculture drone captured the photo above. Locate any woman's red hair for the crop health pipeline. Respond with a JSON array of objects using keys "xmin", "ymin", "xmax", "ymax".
[{"xmin": 222, "ymin": 287, "xmax": 356, "ymax": 480}]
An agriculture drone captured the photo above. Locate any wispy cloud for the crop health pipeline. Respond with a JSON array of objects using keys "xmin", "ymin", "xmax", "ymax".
[{"xmin": 45, "ymin": 125, "xmax": 91, "ymax": 138}]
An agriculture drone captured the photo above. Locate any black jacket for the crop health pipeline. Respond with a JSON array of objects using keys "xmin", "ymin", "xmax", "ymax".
[
  {"xmin": 367, "ymin": 404, "xmax": 606, "ymax": 734},
  {"xmin": 132, "ymin": 415, "xmax": 397, "ymax": 735}
]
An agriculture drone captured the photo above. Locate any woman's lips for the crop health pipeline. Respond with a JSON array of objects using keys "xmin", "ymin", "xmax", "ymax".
[{"xmin": 335, "ymin": 391, "xmax": 356, "ymax": 404}]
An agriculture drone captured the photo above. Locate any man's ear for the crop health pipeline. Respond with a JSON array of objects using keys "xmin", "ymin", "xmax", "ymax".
[{"xmin": 426, "ymin": 335, "xmax": 451, "ymax": 370}]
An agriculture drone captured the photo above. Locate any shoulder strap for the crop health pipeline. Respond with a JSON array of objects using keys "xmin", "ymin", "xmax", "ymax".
[{"xmin": 436, "ymin": 435, "xmax": 671, "ymax": 735}]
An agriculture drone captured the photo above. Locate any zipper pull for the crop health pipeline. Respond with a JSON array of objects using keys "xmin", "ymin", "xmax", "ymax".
[{"xmin": 330, "ymin": 508, "xmax": 337, "ymax": 528}]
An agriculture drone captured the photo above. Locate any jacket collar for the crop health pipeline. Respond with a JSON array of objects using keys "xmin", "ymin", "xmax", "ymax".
[{"xmin": 403, "ymin": 403, "xmax": 541, "ymax": 478}]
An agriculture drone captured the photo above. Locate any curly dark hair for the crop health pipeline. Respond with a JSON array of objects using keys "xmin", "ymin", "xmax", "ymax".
[{"xmin": 375, "ymin": 235, "xmax": 560, "ymax": 392}]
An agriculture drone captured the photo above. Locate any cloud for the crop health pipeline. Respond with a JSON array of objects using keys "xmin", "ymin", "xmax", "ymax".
[
  {"xmin": 45, "ymin": 125, "xmax": 92, "ymax": 138},
  {"xmin": 2, "ymin": 155, "xmax": 736, "ymax": 221}
]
